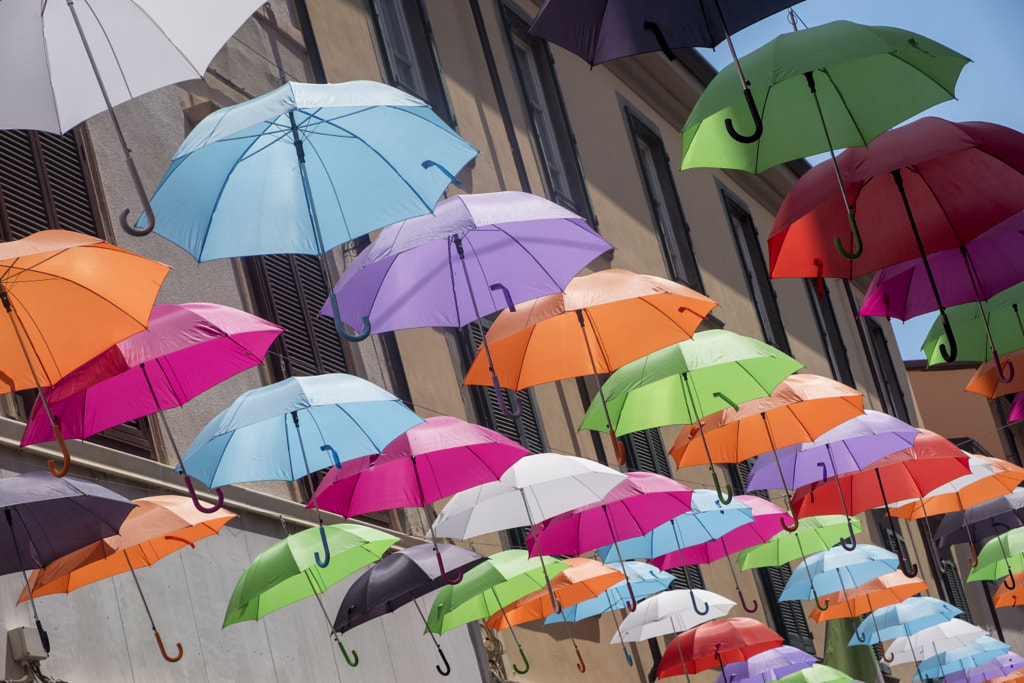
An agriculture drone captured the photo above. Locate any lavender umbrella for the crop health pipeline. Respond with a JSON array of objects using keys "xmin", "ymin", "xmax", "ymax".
[
  {"xmin": 943, "ymin": 653, "xmax": 1024, "ymax": 683},
  {"xmin": 324, "ymin": 191, "xmax": 612, "ymax": 417},
  {"xmin": 715, "ymin": 645, "xmax": 817, "ymax": 683}
]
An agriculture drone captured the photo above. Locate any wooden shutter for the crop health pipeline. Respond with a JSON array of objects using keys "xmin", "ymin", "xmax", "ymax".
[
  {"xmin": 622, "ymin": 429, "xmax": 672, "ymax": 477},
  {"xmin": 667, "ymin": 565, "xmax": 705, "ymax": 591},
  {"xmin": 939, "ymin": 553, "xmax": 974, "ymax": 624}
]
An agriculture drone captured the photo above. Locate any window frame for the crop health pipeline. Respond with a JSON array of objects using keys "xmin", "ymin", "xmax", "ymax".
[
  {"xmin": 863, "ymin": 317, "xmax": 911, "ymax": 422},
  {"xmin": 804, "ymin": 279, "xmax": 855, "ymax": 386}
]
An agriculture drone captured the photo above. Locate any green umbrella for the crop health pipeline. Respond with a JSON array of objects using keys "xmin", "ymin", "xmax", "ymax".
[
  {"xmin": 779, "ymin": 663, "xmax": 860, "ymax": 683},
  {"xmin": 223, "ymin": 522, "xmax": 398, "ymax": 666},
  {"xmin": 967, "ymin": 525, "xmax": 1024, "ymax": 586},
  {"xmin": 923, "ymin": 281, "xmax": 1024, "ymax": 366},
  {"xmin": 580, "ymin": 330, "xmax": 801, "ymax": 503},
  {"xmin": 427, "ymin": 549, "xmax": 570, "ymax": 675}
]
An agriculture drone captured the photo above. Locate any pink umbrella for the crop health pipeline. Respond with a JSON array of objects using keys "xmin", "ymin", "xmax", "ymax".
[
  {"xmin": 1011, "ymin": 395, "xmax": 1024, "ymax": 423},
  {"xmin": 312, "ymin": 415, "xmax": 529, "ymax": 582},
  {"xmin": 525, "ymin": 472, "xmax": 694, "ymax": 611},
  {"xmin": 21, "ymin": 303, "xmax": 282, "ymax": 512}
]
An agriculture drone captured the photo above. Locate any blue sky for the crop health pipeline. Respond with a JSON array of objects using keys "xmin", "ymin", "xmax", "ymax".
[{"xmin": 695, "ymin": 0, "xmax": 1024, "ymax": 359}]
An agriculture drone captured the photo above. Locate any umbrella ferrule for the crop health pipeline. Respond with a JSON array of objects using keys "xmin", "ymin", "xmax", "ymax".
[{"xmin": 0, "ymin": 287, "xmax": 10, "ymax": 312}]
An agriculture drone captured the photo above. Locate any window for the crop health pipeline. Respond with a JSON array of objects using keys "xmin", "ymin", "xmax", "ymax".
[
  {"xmin": 938, "ymin": 549, "xmax": 974, "ymax": 624},
  {"xmin": 864, "ymin": 318, "xmax": 910, "ymax": 422},
  {"xmin": 626, "ymin": 111, "xmax": 703, "ymax": 291},
  {"xmin": 878, "ymin": 514, "xmax": 914, "ymax": 577},
  {"xmin": 0, "ymin": 129, "xmax": 156, "ymax": 457},
  {"xmin": 368, "ymin": 0, "xmax": 455, "ymax": 125},
  {"xmin": 667, "ymin": 565, "xmax": 705, "ymax": 592},
  {"xmin": 503, "ymin": 6, "xmax": 594, "ymax": 223},
  {"xmin": 622, "ymin": 429, "xmax": 672, "ymax": 478},
  {"xmin": 805, "ymin": 280, "xmax": 855, "ymax": 386},
  {"xmin": 723, "ymin": 191, "xmax": 790, "ymax": 354}
]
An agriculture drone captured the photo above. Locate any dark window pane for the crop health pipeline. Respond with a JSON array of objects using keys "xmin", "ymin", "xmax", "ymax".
[
  {"xmin": 805, "ymin": 280, "xmax": 855, "ymax": 386},
  {"xmin": 864, "ymin": 318, "xmax": 910, "ymax": 422}
]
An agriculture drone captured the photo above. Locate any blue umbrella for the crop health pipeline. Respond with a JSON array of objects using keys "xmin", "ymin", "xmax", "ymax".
[
  {"xmin": 915, "ymin": 636, "xmax": 1012, "ymax": 681},
  {"xmin": 146, "ymin": 80, "xmax": 478, "ymax": 340},
  {"xmin": 178, "ymin": 373, "xmax": 424, "ymax": 566},
  {"xmin": 780, "ymin": 545, "xmax": 900, "ymax": 601},
  {"xmin": 849, "ymin": 596, "xmax": 961, "ymax": 646}
]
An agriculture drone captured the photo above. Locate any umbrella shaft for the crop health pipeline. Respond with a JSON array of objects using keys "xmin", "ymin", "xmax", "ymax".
[
  {"xmin": 761, "ymin": 412, "xmax": 793, "ymax": 499},
  {"xmin": 125, "ymin": 557, "xmax": 157, "ymax": 630},
  {"xmin": 5, "ymin": 510, "xmax": 41, "ymax": 623},
  {"xmin": 139, "ymin": 363, "xmax": 185, "ymax": 465},
  {"xmin": 891, "ymin": 169, "xmax": 949, "ymax": 317},
  {"xmin": 576, "ymin": 310, "xmax": 615, "ymax": 433}
]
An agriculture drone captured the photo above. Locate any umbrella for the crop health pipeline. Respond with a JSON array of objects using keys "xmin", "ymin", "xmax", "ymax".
[
  {"xmin": 850, "ymin": 596, "xmax": 962, "ymax": 647},
  {"xmin": 431, "ymin": 452, "xmax": 625, "ymax": 612},
  {"xmin": 925, "ymin": 282, "xmax": 1024, "ymax": 376},
  {"xmin": 178, "ymin": 373, "xmax": 423, "ymax": 567},
  {"xmin": 943, "ymin": 654, "xmax": 1024, "ymax": 683},
  {"xmin": 579, "ymin": 329, "xmax": 803, "ymax": 503},
  {"xmin": 21, "ymin": 302, "xmax": 282, "ymax": 511},
  {"xmin": 148, "ymin": 80, "xmax": 478, "ymax": 342},
  {"xmin": 657, "ymin": 617, "xmax": 784, "ymax": 678},
  {"xmin": 0, "ymin": 471, "xmax": 137, "ymax": 653},
  {"xmin": 333, "ymin": 542, "xmax": 487, "ymax": 676},
  {"xmin": 916, "ymin": 636, "xmax": 1012, "ymax": 680},
  {"xmin": 311, "ymin": 415, "xmax": 528, "ymax": 581},
  {"xmin": 936, "ymin": 488, "xmax": 1024, "ymax": 559},
  {"xmin": 809, "ymin": 571, "xmax": 928, "ymax": 622},
  {"xmin": 737, "ymin": 515, "xmax": 864, "ymax": 571},
  {"xmin": 426, "ymin": 549, "xmax": 571, "ymax": 675},
  {"xmin": 715, "ymin": 645, "xmax": 818, "ymax": 683},
  {"xmin": 19, "ymin": 495, "xmax": 236, "ymax": 662},
  {"xmin": 611, "ymin": 589, "xmax": 736, "ymax": 644},
  {"xmin": 968, "ymin": 525, "xmax": 1024, "ymax": 587},
  {"xmin": 0, "ymin": 0, "xmax": 267, "ymax": 231},
  {"xmin": 0, "ymin": 230, "xmax": 170, "ymax": 476},
  {"xmin": 1012, "ymin": 394, "xmax": 1024, "ymax": 423},
  {"xmin": 223, "ymin": 522, "xmax": 398, "ymax": 667},
  {"xmin": 780, "ymin": 545, "xmax": 901, "ymax": 602},
  {"xmin": 770, "ymin": 118, "xmax": 1024, "ymax": 367},
  {"xmin": 886, "ymin": 618, "xmax": 988, "ymax": 667},
  {"xmin": 888, "ymin": 455, "xmax": 1024, "ymax": 524},
  {"xmin": 325, "ymin": 191, "xmax": 612, "ymax": 413},
  {"xmin": 670, "ymin": 373, "xmax": 863, "ymax": 526},
  {"xmin": 462, "ymin": 269, "xmax": 716, "ymax": 457},
  {"xmin": 525, "ymin": 472, "xmax": 694, "ymax": 611},
  {"xmin": 775, "ymin": 664, "xmax": 860, "ymax": 683}
]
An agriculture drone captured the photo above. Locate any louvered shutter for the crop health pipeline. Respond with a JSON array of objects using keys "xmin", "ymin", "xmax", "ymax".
[
  {"xmin": 940, "ymin": 555, "xmax": 974, "ymax": 624},
  {"xmin": 880, "ymin": 523, "xmax": 912, "ymax": 571},
  {"xmin": 667, "ymin": 565, "xmax": 705, "ymax": 591},
  {"xmin": 622, "ymin": 429, "xmax": 671, "ymax": 477}
]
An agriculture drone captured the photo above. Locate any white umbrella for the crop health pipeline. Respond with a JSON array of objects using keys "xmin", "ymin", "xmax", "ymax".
[
  {"xmin": 0, "ymin": 0, "xmax": 266, "ymax": 232},
  {"xmin": 885, "ymin": 618, "xmax": 987, "ymax": 666},
  {"xmin": 611, "ymin": 589, "xmax": 735, "ymax": 644}
]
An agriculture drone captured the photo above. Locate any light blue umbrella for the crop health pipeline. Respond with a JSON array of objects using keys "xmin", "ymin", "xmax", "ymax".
[
  {"xmin": 780, "ymin": 545, "xmax": 900, "ymax": 601},
  {"xmin": 146, "ymin": 80, "xmax": 478, "ymax": 340},
  {"xmin": 178, "ymin": 373, "xmax": 424, "ymax": 566},
  {"xmin": 915, "ymin": 636, "xmax": 1012, "ymax": 680},
  {"xmin": 849, "ymin": 596, "xmax": 961, "ymax": 646}
]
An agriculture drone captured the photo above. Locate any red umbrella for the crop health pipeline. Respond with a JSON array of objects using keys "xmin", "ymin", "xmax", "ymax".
[{"xmin": 656, "ymin": 617, "xmax": 784, "ymax": 678}]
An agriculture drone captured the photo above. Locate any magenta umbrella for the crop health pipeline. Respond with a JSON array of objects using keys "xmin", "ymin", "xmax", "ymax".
[
  {"xmin": 312, "ymin": 415, "xmax": 529, "ymax": 582},
  {"xmin": 21, "ymin": 303, "xmax": 282, "ymax": 512},
  {"xmin": 525, "ymin": 472, "xmax": 693, "ymax": 611}
]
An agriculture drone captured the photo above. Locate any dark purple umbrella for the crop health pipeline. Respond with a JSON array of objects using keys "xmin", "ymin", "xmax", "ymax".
[
  {"xmin": 528, "ymin": 0, "xmax": 805, "ymax": 142},
  {"xmin": 324, "ymin": 191, "xmax": 612, "ymax": 417},
  {"xmin": 935, "ymin": 488, "xmax": 1024, "ymax": 562},
  {"xmin": 334, "ymin": 543, "xmax": 487, "ymax": 675},
  {"xmin": 1, "ymin": 471, "xmax": 136, "ymax": 653},
  {"xmin": 943, "ymin": 652, "xmax": 1024, "ymax": 683},
  {"xmin": 715, "ymin": 645, "xmax": 817, "ymax": 683}
]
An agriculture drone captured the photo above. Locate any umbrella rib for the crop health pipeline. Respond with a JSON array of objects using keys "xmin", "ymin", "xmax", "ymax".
[{"xmin": 817, "ymin": 68, "xmax": 870, "ymax": 147}]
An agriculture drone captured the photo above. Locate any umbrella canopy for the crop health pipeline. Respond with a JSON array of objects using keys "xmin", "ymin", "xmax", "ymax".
[
  {"xmin": 737, "ymin": 515, "xmax": 864, "ymax": 570},
  {"xmin": 775, "ymin": 664, "xmax": 859, "ymax": 683},
  {"xmin": 149, "ymin": 80, "xmax": 478, "ymax": 262},
  {"xmin": 916, "ymin": 637, "xmax": 1012, "ymax": 680},
  {"xmin": 851, "ymin": 596, "xmax": 962, "ymax": 647},
  {"xmin": 992, "ymin": 570, "xmax": 1024, "ymax": 608},
  {"xmin": 780, "ymin": 545, "xmax": 901, "ymax": 601},
  {"xmin": 925, "ymin": 281, "xmax": 1024, "ymax": 370},
  {"xmin": 325, "ymin": 191, "xmax": 613, "ymax": 335},
  {"xmin": 611, "ymin": 589, "xmax": 736, "ymax": 644},
  {"xmin": 657, "ymin": 617, "xmax": 784, "ymax": 677},
  {"xmin": 463, "ymin": 269, "xmax": 717, "ymax": 391},
  {"xmin": 681, "ymin": 22, "xmax": 968, "ymax": 175},
  {"xmin": 968, "ymin": 526, "xmax": 1024, "ymax": 583},
  {"xmin": 543, "ymin": 562, "xmax": 674, "ymax": 624},
  {"xmin": 968, "ymin": 349, "xmax": 1024, "ymax": 399},
  {"xmin": 943, "ymin": 654, "xmax": 1024, "ymax": 683},
  {"xmin": 311, "ymin": 415, "xmax": 528, "ymax": 517},
  {"xmin": 889, "ymin": 454, "xmax": 1024, "ymax": 520},
  {"xmin": 936, "ymin": 488, "xmax": 1024, "ymax": 550},
  {"xmin": 809, "ymin": 571, "xmax": 928, "ymax": 622},
  {"xmin": 885, "ymin": 618, "xmax": 987, "ymax": 667},
  {"xmin": 716, "ymin": 646, "xmax": 818, "ymax": 683},
  {"xmin": 222, "ymin": 523, "xmax": 398, "ymax": 627}
]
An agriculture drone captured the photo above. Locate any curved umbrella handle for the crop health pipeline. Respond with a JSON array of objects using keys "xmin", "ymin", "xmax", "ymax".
[
  {"xmin": 712, "ymin": 391, "xmax": 739, "ymax": 411},
  {"xmin": 329, "ymin": 292, "xmax": 371, "ymax": 342},
  {"xmin": 853, "ymin": 628, "xmax": 867, "ymax": 643},
  {"xmin": 840, "ymin": 522, "xmax": 858, "ymax": 551},
  {"xmin": 492, "ymin": 375, "xmax": 523, "ymax": 419},
  {"xmin": 881, "ymin": 650, "xmax": 895, "ymax": 663},
  {"xmin": 938, "ymin": 310, "xmax": 958, "ymax": 363},
  {"xmin": 725, "ymin": 87, "xmax": 764, "ymax": 144},
  {"xmin": 422, "ymin": 160, "xmax": 462, "ymax": 187},
  {"xmin": 813, "ymin": 589, "xmax": 829, "ymax": 612},
  {"xmin": 738, "ymin": 589, "xmax": 758, "ymax": 614},
  {"xmin": 436, "ymin": 548, "xmax": 463, "ymax": 585},
  {"xmin": 622, "ymin": 648, "xmax": 633, "ymax": 667},
  {"xmin": 47, "ymin": 422, "xmax": 71, "ymax": 477},
  {"xmin": 969, "ymin": 542, "xmax": 979, "ymax": 568},
  {"xmin": 900, "ymin": 559, "xmax": 919, "ymax": 579},
  {"xmin": 994, "ymin": 348, "xmax": 1015, "ymax": 383},
  {"xmin": 338, "ymin": 640, "xmax": 359, "ymax": 667},
  {"xmin": 315, "ymin": 525, "xmax": 331, "ymax": 568},
  {"xmin": 512, "ymin": 647, "xmax": 530, "ymax": 675},
  {"xmin": 624, "ymin": 580, "xmax": 637, "ymax": 612},
  {"xmin": 642, "ymin": 21, "xmax": 678, "ymax": 62},
  {"xmin": 834, "ymin": 211, "xmax": 863, "ymax": 260},
  {"xmin": 711, "ymin": 471, "xmax": 733, "ymax": 505},
  {"xmin": 119, "ymin": 155, "xmax": 156, "ymax": 236},
  {"xmin": 183, "ymin": 475, "xmax": 225, "ymax": 514},
  {"xmin": 321, "ymin": 444, "xmax": 342, "ymax": 469},
  {"xmin": 1005, "ymin": 572, "xmax": 1017, "ymax": 590},
  {"xmin": 575, "ymin": 646, "xmax": 586, "ymax": 674},
  {"xmin": 780, "ymin": 499, "xmax": 799, "ymax": 532},
  {"xmin": 435, "ymin": 645, "xmax": 451, "ymax": 677},
  {"xmin": 154, "ymin": 631, "xmax": 183, "ymax": 663},
  {"xmin": 164, "ymin": 535, "xmax": 195, "ymax": 549},
  {"xmin": 690, "ymin": 589, "xmax": 710, "ymax": 615},
  {"xmin": 489, "ymin": 283, "xmax": 516, "ymax": 312},
  {"xmin": 609, "ymin": 428, "xmax": 627, "ymax": 467}
]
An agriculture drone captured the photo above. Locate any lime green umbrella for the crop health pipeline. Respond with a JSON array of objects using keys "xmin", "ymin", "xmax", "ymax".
[
  {"xmin": 967, "ymin": 525, "xmax": 1024, "ymax": 586},
  {"xmin": 923, "ymin": 281, "xmax": 1024, "ymax": 366},
  {"xmin": 778, "ymin": 663, "xmax": 859, "ymax": 683},
  {"xmin": 580, "ymin": 330, "xmax": 801, "ymax": 503},
  {"xmin": 223, "ymin": 522, "xmax": 398, "ymax": 666}
]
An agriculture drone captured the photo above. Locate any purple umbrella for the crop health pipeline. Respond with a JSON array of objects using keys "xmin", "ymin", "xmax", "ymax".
[
  {"xmin": 21, "ymin": 303, "xmax": 283, "ymax": 513},
  {"xmin": 943, "ymin": 653, "xmax": 1024, "ymax": 683},
  {"xmin": 1, "ymin": 471, "xmax": 137, "ymax": 653},
  {"xmin": 715, "ymin": 645, "xmax": 817, "ymax": 683},
  {"xmin": 334, "ymin": 543, "xmax": 488, "ymax": 676},
  {"xmin": 324, "ymin": 191, "xmax": 612, "ymax": 417}
]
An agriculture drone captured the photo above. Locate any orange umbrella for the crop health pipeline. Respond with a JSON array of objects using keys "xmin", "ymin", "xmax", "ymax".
[
  {"xmin": 0, "ymin": 230, "xmax": 170, "ymax": 475},
  {"xmin": 809, "ymin": 571, "xmax": 928, "ymax": 622},
  {"xmin": 19, "ymin": 495, "xmax": 235, "ymax": 662},
  {"xmin": 992, "ymin": 569, "xmax": 1024, "ymax": 608},
  {"xmin": 464, "ymin": 269, "xmax": 716, "ymax": 462},
  {"xmin": 966, "ymin": 348, "xmax": 1024, "ymax": 399},
  {"xmin": 889, "ymin": 455, "xmax": 1024, "ymax": 520}
]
